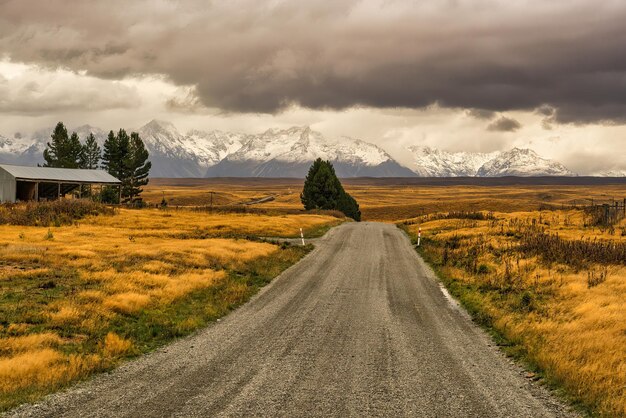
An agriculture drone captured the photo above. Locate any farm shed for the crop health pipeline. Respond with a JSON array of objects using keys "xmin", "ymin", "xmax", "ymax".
[{"xmin": 0, "ymin": 164, "xmax": 120, "ymax": 203}]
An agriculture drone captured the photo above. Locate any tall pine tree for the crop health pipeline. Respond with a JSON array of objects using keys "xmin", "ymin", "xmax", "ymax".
[
  {"xmin": 43, "ymin": 122, "xmax": 68, "ymax": 167},
  {"xmin": 123, "ymin": 132, "xmax": 151, "ymax": 204},
  {"xmin": 102, "ymin": 130, "xmax": 118, "ymax": 175},
  {"xmin": 79, "ymin": 132, "xmax": 102, "ymax": 197},
  {"xmin": 101, "ymin": 129, "xmax": 150, "ymax": 204},
  {"xmin": 80, "ymin": 133, "xmax": 101, "ymax": 169},
  {"xmin": 42, "ymin": 123, "xmax": 83, "ymax": 168},
  {"xmin": 102, "ymin": 129, "xmax": 130, "ymax": 179},
  {"xmin": 66, "ymin": 132, "xmax": 82, "ymax": 168},
  {"xmin": 101, "ymin": 130, "xmax": 122, "ymax": 203}
]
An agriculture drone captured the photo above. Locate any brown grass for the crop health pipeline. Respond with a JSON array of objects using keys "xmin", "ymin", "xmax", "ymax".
[
  {"xmin": 405, "ymin": 209, "xmax": 626, "ymax": 416},
  {"xmin": 0, "ymin": 206, "xmax": 337, "ymax": 411},
  {"xmin": 101, "ymin": 333, "xmax": 133, "ymax": 358},
  {"xmin": 143, "ymin": 177, "xmax": 626, "ymax": 221}
]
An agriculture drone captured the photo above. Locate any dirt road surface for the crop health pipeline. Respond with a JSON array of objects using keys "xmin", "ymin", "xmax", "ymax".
[{"xmin": 8, "ymin": 223, "xmax": 575, "ymax": 417}]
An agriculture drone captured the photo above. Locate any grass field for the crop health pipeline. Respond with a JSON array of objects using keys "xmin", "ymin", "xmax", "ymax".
[
  {"xmin": 401, "ymin": 209, "xmax": 625, "ymax": 416},
  {"xmin": 144, "ymin": 178, "xmax": 626, "ymax": 221},
  {"xmin": 2, "ymin": 178, "xmax": 625, "ymax": 415},
  {"xmin": 0, "ymin": 205, "xmax": 341, "ymax": 411}
]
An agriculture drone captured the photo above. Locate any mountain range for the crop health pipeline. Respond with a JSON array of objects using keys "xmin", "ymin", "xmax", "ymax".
[{"xmin": 0, "ymin": 120, "xmax": 611, "ymax": 178}]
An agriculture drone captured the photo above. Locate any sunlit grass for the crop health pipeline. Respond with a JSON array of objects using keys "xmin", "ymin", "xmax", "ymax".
[
  {"xmin": 144, "ymin": 178, "xmax": 626, "ymax": 222},
  {"xmin": 0, "ymin": 208, "xmax": 335, "ymax": 411},
  {"xmin": 404, "ymin": 209, "xmax": 625, "ymax": 416}
]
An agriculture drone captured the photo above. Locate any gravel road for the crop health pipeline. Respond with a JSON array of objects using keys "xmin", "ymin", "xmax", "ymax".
[{"xmin": 8, "ymin": 222, "xmax": 576, "ymax": 418}]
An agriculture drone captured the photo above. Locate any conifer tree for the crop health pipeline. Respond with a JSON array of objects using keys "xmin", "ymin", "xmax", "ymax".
[
  {"xmin": 301, "ymin": 158, "xmax": 361, "ymax": 221},
  {"xmin": 66, "ymin": 132, "xmax": 83, "ymax": 168},
  {"xmin": 123, "ymin": 132, "xmax": 151, "ymax": 204},
  {"xmin": 80, "ymin": 133, "xmax": 101, "ymax": 169},
  {"xmin": 102, "ymin": 130, "xmax": 118, "ymax": 176},
  {"xmin": 101, "ymin": 129, "xmax": 150, "ymax": 204},
  {"xmin": 43, "ymin": 122, "xmax": 69, "ymax": 167},
  {"xmin": 42, "ymin": 123, "xmax": 83, "ymax": 168},
  {"xmin": 102, "ymin": 129, "xmax": 130, "ymax": 180},
  {"xmin": 101, "ymin": 130, "xmax": 123, "ymax": 203}
]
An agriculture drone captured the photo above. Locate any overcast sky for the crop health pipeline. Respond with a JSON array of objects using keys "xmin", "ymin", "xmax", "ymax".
[{"xmin": 1, "ymin": 0, "xmax": 625, "ymax": 174}]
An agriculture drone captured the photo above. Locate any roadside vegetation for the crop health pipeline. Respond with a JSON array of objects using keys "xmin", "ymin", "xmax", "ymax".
[
  {"xmin": 401, "ymin": 209, "xmax": 626, "ymax": 416},
  {"xmin": 0, "ymin": 206, "xmax": 339, "ymax": 411},
  {"xmin": 0, "ymin": 199, "xmax": 114, "ymax": 227}
]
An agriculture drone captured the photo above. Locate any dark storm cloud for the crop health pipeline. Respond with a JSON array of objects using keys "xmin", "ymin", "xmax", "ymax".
[
  {"xmin": 2, "ymin": 0, "xmax": 626, "ymax": 123},
  {"xmin": 466, "ymin": 109, "xmax": 496, "ymax": 120},
  {"xmin": 487, "ymin": 116, "xmax": 522, "ymax": 132}
]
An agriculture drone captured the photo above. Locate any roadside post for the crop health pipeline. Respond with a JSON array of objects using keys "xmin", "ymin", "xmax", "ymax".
[
  {"xmin": 417, "ymin": 227, "xmax": 421, "ymax": 247},
  {"xmin": 300, "ymin": 228, "xmax": 305, "ymax": 246}
]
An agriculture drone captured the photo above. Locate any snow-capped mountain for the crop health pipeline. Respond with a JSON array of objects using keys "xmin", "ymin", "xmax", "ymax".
[
  {"xmin": 0, "ymin": 121, "xmax": 612, "ymax": 177},
  {"xmin": 406, "ymin": 146, "xmax": 574, "ymax": 177},
  {"xmin": 0, "ymin": 125, "xmax": 108, "ymax": 167},
  {"xmin": 0, "ymin": 132, "xmax": 45, "ymax": 166},
  {"xmin": 476, "ymin": 148, "xmax": 575, "ymax": 177},
  {"xmin": 406, "ymin": 146, "xmax": 497, "ymax": 177},
  {"xmin": 137, "ymin": 120, "xmax": 250, "ymax": 177},
  {"xmin": 596, "ymin": 169, "xmax": 626, "ymax": 177},
  {"xmin": 205, "ymin": 126, "xmax": 415, "ymax": 177}
]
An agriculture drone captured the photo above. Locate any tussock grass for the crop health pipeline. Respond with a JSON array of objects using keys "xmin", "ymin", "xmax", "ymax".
[
  {"xmin": 143, "ymin": 178, "xmax": 625, "ymax": 222},
  {"xmin": 0, "ymin": 207, "xmax": 333, "ymax": 411},
  {"xmin": 0, "ymin": 199, "xmax": 114, "ymax": 226},
  {"xmin": 405, "ymin": 209, "xmax": 626, "ymax": 416}
]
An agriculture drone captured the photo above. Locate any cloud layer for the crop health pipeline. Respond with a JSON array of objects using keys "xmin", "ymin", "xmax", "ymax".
[{"xmin": 2, "ymin": 0, "xmax": 626, "ymax": 123}]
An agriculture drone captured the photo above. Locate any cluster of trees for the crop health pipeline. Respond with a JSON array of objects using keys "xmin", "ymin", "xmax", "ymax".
[
  {"xmin": 301, "ymin": 158, "xmax": 361, "ymax": 221},
  {"xmin": 42, "ymin": 122, "xmax": 151, "ymax": 204}
]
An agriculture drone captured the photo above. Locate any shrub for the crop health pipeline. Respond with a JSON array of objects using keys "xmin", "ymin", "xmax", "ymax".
[{"xmin": 0, "ymin": 199, "xmax": 114, "ymax": 226}]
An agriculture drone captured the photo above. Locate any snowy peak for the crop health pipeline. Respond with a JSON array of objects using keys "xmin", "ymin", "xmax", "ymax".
[
  {"xmin": 597, "ymin": 169, "xmax": 626, "ymax": 177},
  {"xmin": 406, "ymin": 146, "xmax": 575, "ymax": 177},
  {"xmin": 406, "ymin": 145, "xmax": 496, "ymax": 177},
  {"xmin": 206, "ymin": 126, "xmax": 413, "ymax": 177},
  {"xmin": 225, "ymin": 126, "xmax": 393, "ymax": 167},
  {"xmin": 477, "ymin": 148, "xmax": 574, "ymax": 177},
  {"xmin": 0, "ymin": 121, "xmax": 604, "ymax": 178}
]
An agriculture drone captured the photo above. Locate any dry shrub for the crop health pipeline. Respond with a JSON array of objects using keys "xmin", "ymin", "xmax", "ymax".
[
  {"xmin": 100, "ymin": 333, "xmax": 133, "ymax": 358},
  {"xmin": 223, "ymin": 282, "xmax": 249, "ymax": 305},
  {"xmin": 152, "ymin": 270, "xmax": 226, "ymax": 303},
  {"xmin": 0, "ymin": 333, "xmax": 63, "ymax": 354},
  {"xmin": 6, "ymin": 323, "xmax": 30, "ymax": 336},
  {"xmin": 0, "ymin": 349, "xmax": 63, "ymax": 392},
  {"xmin": 77, "ymin": 290, "xmax": 105, "ymax": 302},
  {"xmin": 0, "ymin": 350, "xmax": 101, "ymax": 395},
  {"xmin": 103, "ymin": 293, "xmax": 150, "ymax": 314},
  {"xmin": 0, "ymin": 199, "xmax": 114, "ymax": 226},
  {"xmin": 48, "ymin": 306, "xmax": 82, "ymax": 326},
  {"xmin": 141, "ymin": 260, "xmax": 174, "ymax": 274}
]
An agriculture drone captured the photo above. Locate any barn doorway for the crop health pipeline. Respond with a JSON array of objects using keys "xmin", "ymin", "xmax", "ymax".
[{"xmin": 15, "ymin": 181, "xmax": 37, "ymax": 201}]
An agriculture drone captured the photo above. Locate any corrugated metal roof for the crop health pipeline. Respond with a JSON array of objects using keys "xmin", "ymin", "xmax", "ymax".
[{"xmin": 0, "ymin": 164, "xmax": 121, "ymax": 184}]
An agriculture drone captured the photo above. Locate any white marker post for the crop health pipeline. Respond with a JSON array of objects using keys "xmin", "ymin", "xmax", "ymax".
[
  {"xmin": 300, "ymin": 228, "xmax": 305, "ymax": 246},
  {"xmin": 417, "ymin": 227, "xmax": 421, "ymax": 247}
]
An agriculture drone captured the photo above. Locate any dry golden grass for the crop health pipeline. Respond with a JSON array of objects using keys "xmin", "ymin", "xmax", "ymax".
[
  {"xmin": 84, "ymin": 208, "xmax": 338, "ymax": 238},
  {"xmin": 0, "ymin": 207, "xmax": 338, "ymax": 411},
  {"xmin": 101, "ymin": 333, "xmax": 133, "ymax": 358},
  {"xmin": 405, "ymin": 209, "xmax": 625, "ymax": 416},
  {"xmin": 144, "ymin": 177, "xmax": 626, "ymax": 222}
]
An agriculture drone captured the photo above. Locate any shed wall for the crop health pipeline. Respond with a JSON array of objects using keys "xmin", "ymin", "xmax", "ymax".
[{"xmin": 0, "ymin": 169, "xmax": 16, "ymax": 203}]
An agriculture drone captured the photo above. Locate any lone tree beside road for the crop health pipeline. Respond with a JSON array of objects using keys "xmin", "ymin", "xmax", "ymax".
[{"xmin": 301, "ymin": 158, "xmax": 361, "ymax": 221}]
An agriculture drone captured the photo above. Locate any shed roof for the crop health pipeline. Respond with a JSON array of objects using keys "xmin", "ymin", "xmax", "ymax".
[{"xmin": 0, "ymin": 164, "xmax": 120, "ymax": 184}]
